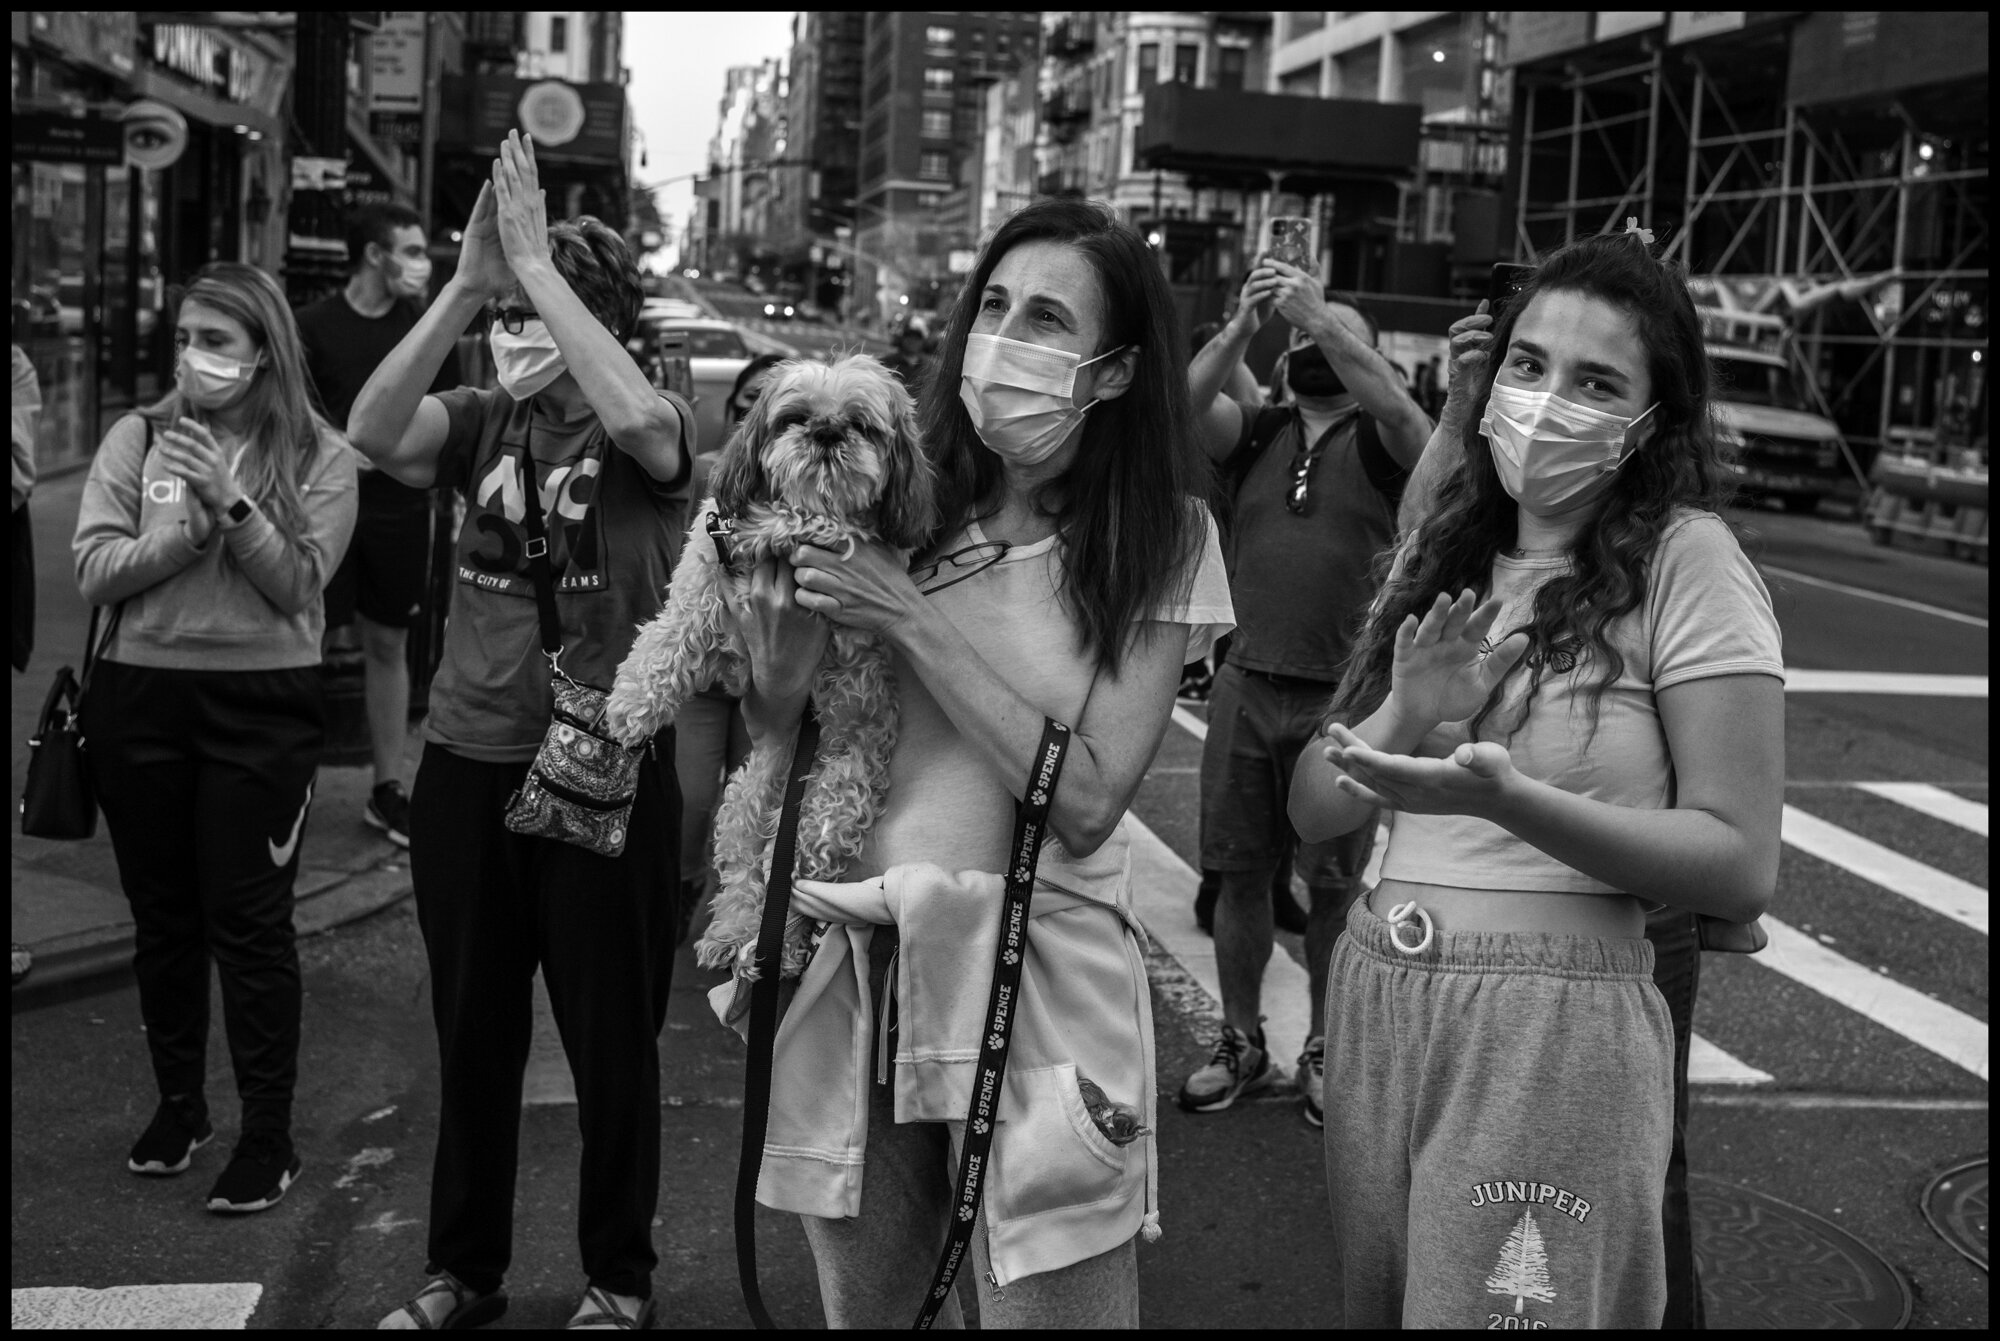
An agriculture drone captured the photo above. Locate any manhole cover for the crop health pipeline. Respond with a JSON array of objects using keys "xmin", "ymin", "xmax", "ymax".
[
  {"xmin": 1921, "ymin": 1158, "xmax": 1989, "ymax": 1272},
  {"xmin": 1691, "ymin": 1174, "xmax": 1912, "ymax": 1329}
]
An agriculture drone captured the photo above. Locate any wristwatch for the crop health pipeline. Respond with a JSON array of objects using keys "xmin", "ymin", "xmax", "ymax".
[{"xmin": 225, "ymin": 496, "xmax": 255, "ymax": 526}]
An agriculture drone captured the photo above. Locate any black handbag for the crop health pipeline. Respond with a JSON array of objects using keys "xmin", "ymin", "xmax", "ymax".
[{"xmin": 20, "ymin": 603, "xmax": 122, "ymax": 840}]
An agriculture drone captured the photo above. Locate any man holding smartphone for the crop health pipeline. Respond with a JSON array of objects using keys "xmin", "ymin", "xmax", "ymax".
[{"xmin": 1182, "ymin": 257, "xmax": 1432, "ymax": 1126}]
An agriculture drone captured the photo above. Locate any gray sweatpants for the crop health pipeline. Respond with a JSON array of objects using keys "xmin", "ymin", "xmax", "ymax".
[{"xmin": 1323, "ymin": 898, "xmax": 1674, "ymax": 1329}]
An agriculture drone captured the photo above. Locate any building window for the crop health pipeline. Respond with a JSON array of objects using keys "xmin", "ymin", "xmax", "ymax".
[
  {"xmin": 1335, "ymin": 43, "xmax": 1380, "ymax": 100},
  {"xmin": 925, "ymin": 25, "xmax": 954, "ymax": 48},
  {"xmin": 1138, "ymin": 42, "xmax": 1159, "ymax": 88},
  {"xmin": 917, "ymin": 191, "xmax": 944, "ymax": 208},
  {"xmin": 1216, "ymin": 46, "xmax": 1247, "ymax": 92},
  {"xmin": 923, "ymin": 67, "xmax": 954, "ymax": 92},
  {"xmin": 922, "ymin": 108, "xmax": 952, "ymax": 139},
  {"xmin": 1287, "ymin": 14, "xmax": 1327, "ymax": 43},
  {"xmin": 549, "ymin": 14, "xmax": 568, "ymax": 54},
  {"xmin": 1174, "ymin": 43, "xmax": 1199, "ymax": 86},
  {"xmin": 920, "ymin": 151, "xmax": 951, "ymax": 181},
  {"xmin": 1280, "ymin": 62, "xmax": 1322, "ymax": 99}
]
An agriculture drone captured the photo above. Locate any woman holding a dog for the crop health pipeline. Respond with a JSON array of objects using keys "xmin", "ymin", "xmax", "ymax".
[
  {"xmin": 350, "ymin": 132, "xmax": 693, "ymax": 1331},
  {"xmin": 740, "ymin": 198, "xmax": 1233, "ymax": 1326}
]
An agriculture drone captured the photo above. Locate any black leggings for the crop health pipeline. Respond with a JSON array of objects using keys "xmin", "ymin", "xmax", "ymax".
[
  {"xmin": 409, "ymin": 740, "xmax": 680, "ymax": 1299},
  {"xmin": 87, "ymin": 661, "xmax": 325, "ymax": 1131}
]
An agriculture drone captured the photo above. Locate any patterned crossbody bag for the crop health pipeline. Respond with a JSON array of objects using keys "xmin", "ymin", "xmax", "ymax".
[{"xmin": 501, "ymin": 428, "xmax": 647, "ymax": 856}]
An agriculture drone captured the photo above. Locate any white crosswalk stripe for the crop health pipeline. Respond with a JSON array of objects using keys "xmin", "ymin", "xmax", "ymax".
[
  {"xmin": 12, "ymin": 1283, "xmax": 262, "ymax": 1329},
  {"xmin": 1853, "ymin": 782, "xmax": 1989, "ymax": 837},
  {"xmin": 1752, "ymin": 918, "xmax": 1989, "ymax": 1081},
  {"xmin": 1781, "ymin": 804, "xmax": 1988, "ymax": 933}
]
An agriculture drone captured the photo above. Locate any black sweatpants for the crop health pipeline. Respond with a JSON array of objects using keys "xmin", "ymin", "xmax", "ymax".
[
  {"xmin": 1645, "ymin": 908, "xmax": 1707, "ymax": 1329},
  {"xmin": 86, "ymin": 660, "xmax": 325, "ymax": 1132},
  {"xmin": 409, "ymin": 739, "xmax": 680, "ymax": 1300}
]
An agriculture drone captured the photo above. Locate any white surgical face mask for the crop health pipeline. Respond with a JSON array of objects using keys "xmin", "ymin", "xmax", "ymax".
[
  {"xmin": 491, "ymin": 320, "xmax": 566, "ymax": 401},
  {"xmin": 958, "ymin": 332, "xmax": 1121, "ymax": 466},
  {"xmin": 177, "ymin": 344, "xmax": 262, "ymax": 409},
  {"xmin": 1480, "ymin": 382, "xmax": 1656, "ymax": 515},
  {"xmin": 384, "ymin": 249, "xmax": 433, "ymax": 298}
]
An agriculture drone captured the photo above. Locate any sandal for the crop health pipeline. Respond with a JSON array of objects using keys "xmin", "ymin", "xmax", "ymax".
[
  {"xmin": 566, "ymin": 1286, "xmax": 655, "ymax": 1330},
  {"xmin": 379, "ymin": 1272, "xmax": 507, "ymax": 1330}
]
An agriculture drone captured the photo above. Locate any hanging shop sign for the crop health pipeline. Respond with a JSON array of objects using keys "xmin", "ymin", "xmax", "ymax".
[
  {"xmin": 369, "ymin": 12, "xmax": 427, "ymax": 114},
  {"xmin": 12, "ymin": 110, "xmax": 125, "ymax": 166},
  {"xmin": 143, "ymin": 20, "xmax": 288, "ymax": 120},
  {"xmin": 120, "ymin": 98, "xmax": 190, "ymax": 170},
  {"xmin": 445, "ymin": 74, "xmax": 627, "ymax": 163}
]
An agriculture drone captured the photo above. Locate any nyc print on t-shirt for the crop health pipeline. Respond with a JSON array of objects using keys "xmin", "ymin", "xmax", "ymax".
[{"xmin": 456, "ymin": 438, "xmax": 606, "ymax": 597}]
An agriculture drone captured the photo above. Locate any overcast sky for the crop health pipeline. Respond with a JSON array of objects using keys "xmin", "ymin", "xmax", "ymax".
[{"xmin": 624, "ymin": 11, "xmax": 798, "ymax": 262}]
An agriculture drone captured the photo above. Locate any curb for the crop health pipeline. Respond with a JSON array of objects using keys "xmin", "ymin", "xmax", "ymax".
[{"xmin": 9, "ymin": 862, "xmax": 414, "ymax": 1012}]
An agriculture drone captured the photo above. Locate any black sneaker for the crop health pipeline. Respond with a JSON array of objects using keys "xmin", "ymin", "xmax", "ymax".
[
  {"xmin": 128, "ymin": 1094, "xmax": 214, "ymax": 1175},
  {"xmin": 365, "ymin": 780, "xmax": 411, "ymax": 849},
  {"xmin": 206, "ymin": 1129, "xmax": 301, "ymax": 1213}
]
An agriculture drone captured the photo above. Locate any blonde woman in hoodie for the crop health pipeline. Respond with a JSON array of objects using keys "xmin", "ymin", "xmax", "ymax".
[{"xmin": 75, "ymin": 261, "xmax": 356, "ymax": 1217}]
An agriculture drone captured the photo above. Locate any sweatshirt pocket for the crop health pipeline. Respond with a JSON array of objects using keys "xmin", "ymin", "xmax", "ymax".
[{"xmin": 988, "ymin": 1061, "xmax": 1128, "ymax": 1224}]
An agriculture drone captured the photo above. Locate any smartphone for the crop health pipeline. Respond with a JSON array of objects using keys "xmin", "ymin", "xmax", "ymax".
[
  {"xmin": 1489, "ymin": 262, "xmax": 1535, "ymax": 310},
  {"xmin": 1266, "ymin": 216, "xmax": 1318, "ymax": 275}
]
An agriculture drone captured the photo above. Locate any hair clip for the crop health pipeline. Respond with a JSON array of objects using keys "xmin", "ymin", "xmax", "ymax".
[{"xmin": 1623, "ymin": 217, "xmax": 1656, "ymax": 246}]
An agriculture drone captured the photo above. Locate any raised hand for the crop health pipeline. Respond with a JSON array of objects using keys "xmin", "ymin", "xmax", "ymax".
[
  {"xmin": 1321, "ymin": 727, "xmax": 1518, "ymax": 820},
  {"xmin": 1388, "ymin": 587, "xmax": 1530, "ymax": 730},
  {"xmin": 454, "ymin": 180, "xmax": 514, "ymax": 299},
  {"xmin": 1439, "ymin": 300, "xmax": 1494, "ymax": 428},
  {"xmin": 1234, "ymin": 261, "xmax": 1279, "ymax": 329},
  {"xmin": 1262, "ymin": 257, "xmax": 1331, "ymax": 334},
  {"xmin": 491, "ymin": 129, "xmax": 553, "ymax": 273}
]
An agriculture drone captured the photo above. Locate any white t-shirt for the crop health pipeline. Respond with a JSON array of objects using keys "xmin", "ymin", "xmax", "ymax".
[
  {"xmin": 1380, "ymin": 509, "xmax": 1785, "ymax": 894},
  {"xmin": 855, "ymin": 509, "xmax": 1235, "ymax": 904}
]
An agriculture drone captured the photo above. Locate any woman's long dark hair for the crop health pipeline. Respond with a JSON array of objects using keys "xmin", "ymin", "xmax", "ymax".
[
  {"xmin": 921, "ymin": 198, "xmax": 1203, "ymax": 674},
  {"xmin": 1328, "ymin": 231, "xmax": 1733, "ymax": 742}
]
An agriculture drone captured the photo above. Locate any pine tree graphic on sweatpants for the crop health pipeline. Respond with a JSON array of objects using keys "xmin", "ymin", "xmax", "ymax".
[{"xmin": 1484, "ymin": 1209, "xmax": 1557, "ymax": 1314}]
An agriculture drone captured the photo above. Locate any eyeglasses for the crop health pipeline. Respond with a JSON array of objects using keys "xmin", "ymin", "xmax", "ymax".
[
  {"xmin": 908, "ymin": 541, "xmax": 1010, "ymax": 595},
  {"xmin": 489, "ymin": 306, "xmax": 541, "ymax": 335},
  {"xmin": 1286, "ymin": 439, "xmax": 1327, "ymax": 515}
]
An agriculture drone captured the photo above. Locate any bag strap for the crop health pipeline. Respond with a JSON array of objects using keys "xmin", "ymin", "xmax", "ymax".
[
  {"xmin": 515, "ymin": 419, "xmax": 564, "ymax": 658},
  {"xmin": 735, "ymin": 702, "xmax": 824, "ymax": 1330},
  {"xmin": 79, "ymin": 416, "xmax": 152, "ymax": 696},
  {"xmin": 914, "ymin": 718, "xmax": 1073, "ymax": 1329}
]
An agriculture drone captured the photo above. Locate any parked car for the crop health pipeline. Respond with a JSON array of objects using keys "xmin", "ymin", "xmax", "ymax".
[
  {"xmin": 629, "ymin": 315, "xmax": 798, "ymax": 455},
  {"xmin": 1710, "ymin": 344, "xmax": 1855, "ymax": 513}
]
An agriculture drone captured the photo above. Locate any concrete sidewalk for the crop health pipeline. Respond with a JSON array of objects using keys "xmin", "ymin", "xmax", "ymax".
[{"xmin": 11, "ymin": 465, "xmax": 416, "ymax": 1008}]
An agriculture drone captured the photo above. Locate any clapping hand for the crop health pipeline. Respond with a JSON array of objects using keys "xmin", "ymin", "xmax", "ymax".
[
  {"xmin": 455, "ymin": 180, "xmax": 514, "ymax": 299},
  {"xmin": 492, "ymin": 129, "xmax": 553, "ymax": 274},
  {"xmin": 1320, "ymin": 724, "xmax": 1519, "ymax": 819},
  {"xmin": 1388, "ymin": 588, "xmax": 1530, "ymax": 730},
  {"xmin": 157, "ymin": 416, "xmax": 243, "ymax": 517}
]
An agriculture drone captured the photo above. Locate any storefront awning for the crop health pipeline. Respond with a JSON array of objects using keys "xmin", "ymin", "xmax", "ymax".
[{"xmin": 1136, "ymin": 85, "xmax": 1422, "ymax": 193}]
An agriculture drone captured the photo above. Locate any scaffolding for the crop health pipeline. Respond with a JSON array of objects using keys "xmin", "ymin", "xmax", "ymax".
[{"xmin": 1508, "ymin": 20, "xmax": 1988, "ymax": 466}]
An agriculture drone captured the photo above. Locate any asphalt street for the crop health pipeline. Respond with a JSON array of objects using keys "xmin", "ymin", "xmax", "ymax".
[{"xmin": 10, "ymin": 482, "xmax": 1987, "ymax": 1326}]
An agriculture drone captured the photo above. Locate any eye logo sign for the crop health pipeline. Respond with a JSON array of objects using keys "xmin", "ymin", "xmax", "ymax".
[{"xmin": 121, "ymin": 98, "xmax": 189, "ymax": 171}]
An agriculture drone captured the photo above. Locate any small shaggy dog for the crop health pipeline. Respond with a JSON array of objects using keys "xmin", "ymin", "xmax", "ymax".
[{"xmin": 607, "ymin": 354, "xmax": 938, "ymax": 982}]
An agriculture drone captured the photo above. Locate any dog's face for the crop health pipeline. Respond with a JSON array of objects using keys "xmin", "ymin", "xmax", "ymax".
[{"xmin": 710, "ymin": 354, "xmax": 938, "ymax": 549}]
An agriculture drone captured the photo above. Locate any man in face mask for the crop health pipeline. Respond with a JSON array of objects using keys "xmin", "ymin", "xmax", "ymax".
[
  {"xmin": 295, "ymin": 203, "xmax": 464, "ymax": 849},
  {"xmin": 1177, "ymin": 257, "xmax": 1434, "ymax": 1129}
]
